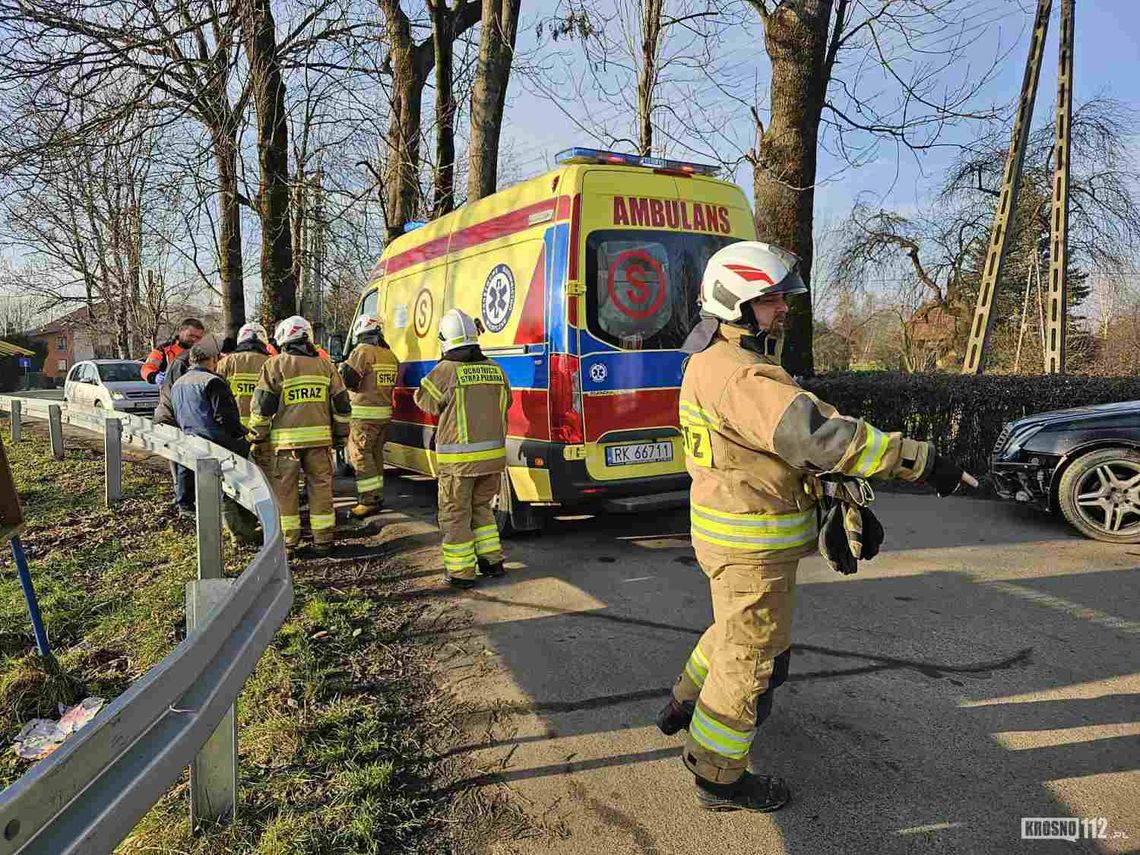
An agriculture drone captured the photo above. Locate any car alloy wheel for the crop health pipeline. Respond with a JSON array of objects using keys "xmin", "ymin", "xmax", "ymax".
[{"xmin": 1058, "ymin": 448, "xmax": 1140, "ymax": 543}]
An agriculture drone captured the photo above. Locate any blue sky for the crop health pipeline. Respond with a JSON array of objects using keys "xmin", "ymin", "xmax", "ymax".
[{"xmin": 495, "ymin": 0, "xmax": 1139, "ymax": 223}]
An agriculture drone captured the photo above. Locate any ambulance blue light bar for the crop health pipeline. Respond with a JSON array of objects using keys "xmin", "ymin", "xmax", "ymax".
[{"xmin": 555, "ymin": 147, "xmax": 719, "ymax": 176}]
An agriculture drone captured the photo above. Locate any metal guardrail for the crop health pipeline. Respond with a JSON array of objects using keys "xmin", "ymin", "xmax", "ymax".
[{"xmin": 0, "ymin": 395, "xmax": 293, "ymax": 853}]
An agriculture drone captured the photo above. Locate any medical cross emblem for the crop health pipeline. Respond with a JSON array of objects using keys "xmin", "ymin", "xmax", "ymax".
[
  {"xmin": 481, "ymin": 264, "xmax": 516, "ymax": 333},
  {"xmin": 589, "ymin": 362, "xmax": 608, "ymax": 383}
]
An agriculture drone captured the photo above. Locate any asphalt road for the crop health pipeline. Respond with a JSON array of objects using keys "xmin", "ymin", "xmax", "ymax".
[{"xmin": 363, "ymin": 479, "xmax": 1139, "ymax": 855}]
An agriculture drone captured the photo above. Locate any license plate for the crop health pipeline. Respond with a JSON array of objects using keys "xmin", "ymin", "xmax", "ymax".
[{"xmin": 604, "ymin": 441, "xmax": 674, "ymax": 466}]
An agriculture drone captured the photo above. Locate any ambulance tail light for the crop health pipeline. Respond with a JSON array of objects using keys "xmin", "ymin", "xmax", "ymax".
[
  {"xmin": 549, "ymin": 354, "xmax": 584, "ymax": 445},
  {"xmin": 554, "ymin": 147, "xmax": 719, "ymax": 176}
]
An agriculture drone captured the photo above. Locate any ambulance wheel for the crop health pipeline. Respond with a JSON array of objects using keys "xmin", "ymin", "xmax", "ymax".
[{"xmin": 494, "ymin": 472, "xmax": 544, "ymax": 538}]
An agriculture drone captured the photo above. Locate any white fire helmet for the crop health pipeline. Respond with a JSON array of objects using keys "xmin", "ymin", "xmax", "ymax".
[
  {"xmin": 352, "ymin": 313, "xmax": 382, "ymax": 339},
  {"xmin": 699, "ymin": 241, "xmax": 808, "ymax": 324},
  {"xmin": 274, "ymin": 315, "xmax": 313, "ymax": 347},
  {"xmin": 237, "ymin": 321, "xmax": 268, "ymax": 345},
  {"xmin": 438, "ymin": 308, "xmax": 479, "ymax": 354}
]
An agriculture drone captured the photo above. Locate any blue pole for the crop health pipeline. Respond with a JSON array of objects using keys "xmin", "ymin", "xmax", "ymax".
[{"xmin": 9, "ymin": 536, "xmax": 52, "ymax": 660}]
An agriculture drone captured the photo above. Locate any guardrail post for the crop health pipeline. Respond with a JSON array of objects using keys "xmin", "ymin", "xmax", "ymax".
[
  {"xmin": 195, "ymin": 458, "xmax": 223, "ymax": 580},
  {"xmin": 48, "ymin": 404, "xmax": 64, "ymax": 460},
  {"xmin": 104, "ymin": 418, "xmax": 122, "ymax": 506},
  {"xmin": 10, "ymin": 400, "xmax": 20, "ymax": 442},
  {"xmin": 186, "ymin": 578, "xmax": 238, "ymax": 827}
]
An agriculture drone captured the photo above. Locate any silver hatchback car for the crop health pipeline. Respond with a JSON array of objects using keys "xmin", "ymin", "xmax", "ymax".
[{"xmin": 63, "ymin": 360, "xmax": 160, "ymax": 413}]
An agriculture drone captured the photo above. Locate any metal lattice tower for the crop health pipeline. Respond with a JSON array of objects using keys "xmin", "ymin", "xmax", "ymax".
[{"xmin": 962, "ymin": 0, "xmax": 1053, "ymax": 375}]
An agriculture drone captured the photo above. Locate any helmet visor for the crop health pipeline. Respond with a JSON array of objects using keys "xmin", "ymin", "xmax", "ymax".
[{"xmin": 770, "ymin": 267, "xmax": 808, "ymax": 297}]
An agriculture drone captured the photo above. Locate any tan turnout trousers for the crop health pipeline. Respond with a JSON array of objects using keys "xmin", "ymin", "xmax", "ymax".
[
  {"xmin": 671, "ymin": 550, "xmax": 798, "ymax": 783},
  {"xmin": 349, "ymin": 420, "xmax": 389, "ymax": 506},
  {"xmin": 270, "ymin": 447, "xmax": 336, "ymax": 546},
  {"xmin": 438, "ymin": 473, "xmax": 503, "ymax": 581}
]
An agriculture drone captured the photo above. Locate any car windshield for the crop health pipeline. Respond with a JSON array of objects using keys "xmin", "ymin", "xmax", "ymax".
[
  {"xmin": 585, "ymin": 229, "xmax": 739, "ymax": 350},
  {"xmin": 96, "ymin": 362, "xmax": 143, "ymax": 383}
]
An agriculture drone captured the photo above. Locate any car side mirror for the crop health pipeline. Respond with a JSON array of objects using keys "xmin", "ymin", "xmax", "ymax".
[{"xmin": 327, "ymin": 333, "xmax": 346, "ymax": 362}]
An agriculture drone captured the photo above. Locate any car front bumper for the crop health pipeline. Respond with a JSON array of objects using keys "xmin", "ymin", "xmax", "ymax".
[{"xmin": 990, "ymin": 456, "xmax": 1059, "ymax": 511}]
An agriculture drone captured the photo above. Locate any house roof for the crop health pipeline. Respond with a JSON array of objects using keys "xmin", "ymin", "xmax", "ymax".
[{"xmin": 29, "ymin": 304, "xmax": 107, "ymax": 337}]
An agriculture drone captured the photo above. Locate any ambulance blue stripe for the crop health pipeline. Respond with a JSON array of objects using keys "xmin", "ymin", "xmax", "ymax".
[
  {"xmin": 399, "ymin": 354, "xmax": 549, "ymax": 390},
  {"xmin": 579, "ymin": 347, "xmax": 687, "ymax": 392}
]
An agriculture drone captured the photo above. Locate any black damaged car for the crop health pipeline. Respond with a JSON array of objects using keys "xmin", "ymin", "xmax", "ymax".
[{"xmin": 990, "ymin": 400, "xmax": 1140, "ymax": 543}]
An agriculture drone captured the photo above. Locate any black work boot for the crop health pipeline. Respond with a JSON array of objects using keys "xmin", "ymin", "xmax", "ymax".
[
  {"xmin": 695, "ymin": 772, "xmax": 791, "ymax": 813},
  {"xmin": 444, "ymin": 571, "xmax": 478, "ymax": 589},
  {"xmin": 655, "ymin": 697, "xmax": 694, "ymax": 735},
  {"xmin": 478, "ymin": 558, "xmax": 506, "ymax": 578},
  {"xmin": 310, "ymin": 542, "xmax": 335, "ymax": 558}
]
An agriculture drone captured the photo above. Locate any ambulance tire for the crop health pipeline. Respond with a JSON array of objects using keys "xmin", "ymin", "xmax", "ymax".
[{"xmin": 494, "ymin": 472, "xmax": 544, "ymax": 538}]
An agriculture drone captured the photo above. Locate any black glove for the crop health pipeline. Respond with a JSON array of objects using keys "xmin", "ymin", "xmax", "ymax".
[
  {"xmin": 930, "ymin": 454, "xmax": 967, "ymax": 497},
  {"xmin": 818, "ymin": 504, "xmax": 858, "ymax": 575}
]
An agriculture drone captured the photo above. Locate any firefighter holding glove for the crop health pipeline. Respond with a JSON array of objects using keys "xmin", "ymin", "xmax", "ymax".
[
  {"xmin": 248, "ymin": 315, "xmax": 351, "ymax": 556},
  {"xmin": 339, "ymin": 314, "xmax": 399, "ymax": 518},
  {"xmin": 657, "ymin": 241, "xmax": 975, "ymax": 813},
  {"xmin": 414, "ymin": 309, "xmax": 511, "ymax": 588}
]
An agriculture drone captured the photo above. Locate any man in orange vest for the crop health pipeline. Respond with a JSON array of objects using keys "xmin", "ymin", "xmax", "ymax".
[{"xmin": 141, "ymin": 318, "xmax": 206, "ymax": 384}]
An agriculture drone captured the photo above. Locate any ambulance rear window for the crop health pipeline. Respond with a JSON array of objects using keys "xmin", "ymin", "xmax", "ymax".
[{"xmin": 585, "ymin": 230, "xmax": 737, "ymax": 350}]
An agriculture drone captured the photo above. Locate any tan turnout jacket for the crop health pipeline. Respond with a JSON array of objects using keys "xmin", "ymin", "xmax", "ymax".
[
  {"xmin": 217, "ymin": 349, "xmax": 270, "ymax": 427},
  {"xmin": 249, "ymin": 350, "xmax": 351, "ymax": 450},
  {"xmin": 680, "ymin": 325, "xmax": 932, "ymax": 562},
  {"xmin": 342, "ymin": 342, "xmax": 399, "ymax": 421},
  {"xmin": 414, "ymin": 354, "xmax": 512, "ymax": 476}
]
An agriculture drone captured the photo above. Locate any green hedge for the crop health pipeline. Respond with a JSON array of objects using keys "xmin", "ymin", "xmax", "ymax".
[{"xmin": 802, "ymin": 373, "xmax": 1140, "ymax": 483}]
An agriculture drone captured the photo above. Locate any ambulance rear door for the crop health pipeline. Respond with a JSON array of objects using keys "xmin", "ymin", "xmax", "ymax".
[{"xmin": 576, "ymin": 168, "xmax": 755, "ymax": 483}]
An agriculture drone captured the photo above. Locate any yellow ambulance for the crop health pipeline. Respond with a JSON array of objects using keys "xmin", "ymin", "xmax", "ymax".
[{"xmin": 350, "ymin": 147, "xmax": 757, "ymax": 531}]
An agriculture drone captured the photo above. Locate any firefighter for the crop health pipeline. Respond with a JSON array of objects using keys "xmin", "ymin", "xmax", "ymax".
[
  {"xmin": 141, "ymin": 317, "xmax": 206, "ymax": 384},
  {"xmin": 339, "ymin": 313, "xmax": 399, "ymax": 518},
  {"xmin": 218, "ymin": 322, "xmax": 271, "ymax": 428},
  {"xmin": 249, "ymin": 315, "xmax": 351, "ymax": 556},
  {"xmin": 656, "ymin": 241, "xmax": 975, "ymax": 813},
  {"xmin": 413, "ymin": 308, "xmax": 511, "ymax": 587}
]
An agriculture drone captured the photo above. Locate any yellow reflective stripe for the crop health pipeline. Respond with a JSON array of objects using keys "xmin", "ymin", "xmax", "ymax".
[
  {"xmin": 281, "ymin": 374, "xmax": 331, "ymax": 391},
  {"xmin": 352, "ymin": 404, "xmax": 392, "ymax": 420},
  {"xmin": 280, "ymin": 514, "xmax": 302, "ymax": 532},
  {"xmin": 456, "ymin": 387, "xmax": 468, "ymax": 443},
  {"xmin": 436, "ymin": 446, "xmax": 506, "ymax": 464},
  {"xmin": 310, "ymin": 513, "xmax": 336, "ymax": 531},
  {"xmin": 442, "ymin": 541, "xmax": 475, "ymax": 553},
  {"xmin": 356, "ymin": 475, "xmax": 383, "ymax": 492},
  {"xmin": 420, "ymin": 377, "xmax": 443, "ymax": 401},
  {"xmin": 333, "ymin": 413, "xmax": 351, "ymax": 424},
  {"xmin": 474, "ymin": 524, "xmax": 501, "ymax": 556},
  {"xmin": 270, "ymin": 425, "xmax": 332, "ymax": 446},
  {"xmin": 240, "ymin": 415, "xmax": 251, "ymax": 428},
  {"xmin": 442, "ymin": 540, "xmax": 476, "ymax": 570},
  {"xmin": 679, "ymin": 400, "xmax": 718, "ymax": 428},
  {"xmin": 248, "ymin": 412, "xmax": 271, "ymax": 426},
  {"xmin": 690, "ymin": 503, "xmax": 816, "ymax": 550},
  {"xmin": 499, "ymin": 385, "xmax": 508, "ymax": 416},
  {"xmin": 684, "ymin": 645, "xmax": 710, "ymax": 686},
  {"xmin": 851, "ymin": 424, "xmax": 889, "ymax": 477},
  {"xmin": 690, "ymin": 707, "xmax": 753, "ymax": 760}
]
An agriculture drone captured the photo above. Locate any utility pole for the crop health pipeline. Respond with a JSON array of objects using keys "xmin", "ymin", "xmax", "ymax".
[
  {"xmin": 962, "ymin": 0, "xmax": 1052, "ymax": 374},
  {"xmin": 1044, "ymin": 0, "xmax": 1075, "ymax": 373}
]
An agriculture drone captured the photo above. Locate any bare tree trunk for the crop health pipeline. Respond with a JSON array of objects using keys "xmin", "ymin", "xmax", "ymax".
[
  {"xmin": 752, "ymin": 0, "xmax": 832, "ymax": 377},
  {"xmin": 380, "ymin": 1, "xmax": 430, "ymax": 244},
  {"xmin": 468, "ymin": 0, "xmax": 520, "ymax": 201},
  {"xmin": 241, "ymin": 0, "xmax": 297, "ymax": 325},
  {"xmin": 379, "ymin": 0, "xmax": 481, "ymax": 241},
  {"xmin": 211, "ymin": 123, "xmax": 246, "ymax": 336},
  {"xmin": 637, "ymin": 0, "xmax": 664, "ymax": 157},
  {"xmin": 431, "ymin": 0, "xmax": 456, "ymax": 217}
]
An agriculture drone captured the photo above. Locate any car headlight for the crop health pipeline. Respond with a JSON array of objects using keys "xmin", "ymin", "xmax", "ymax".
[
  {"xmin": 109, "ymin": 391, "xmax": 124, "ymax": 400},
  {"xmin": 1003, "ymin": 425, "xmax": 1041, "ymax": 460}
]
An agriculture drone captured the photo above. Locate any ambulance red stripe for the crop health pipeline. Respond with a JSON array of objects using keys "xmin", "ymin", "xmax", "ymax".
[
  {"xmin": 583, "ymin": 388, "xmax": 679, "ymax": 442},
  {"xmin": 383, "ymin": 197, "xmax": 571, "ymax": 277}
]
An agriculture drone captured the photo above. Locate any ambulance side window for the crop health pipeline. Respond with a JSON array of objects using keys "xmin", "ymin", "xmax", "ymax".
[{"xmin": 351, "ymin": 289, "xmax": 379, "ymax": 347}]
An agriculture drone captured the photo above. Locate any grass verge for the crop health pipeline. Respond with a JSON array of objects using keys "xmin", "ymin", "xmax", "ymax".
[{"xmin": 0, "ymin": 428, "xmax": 459, "ymax": 854}]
